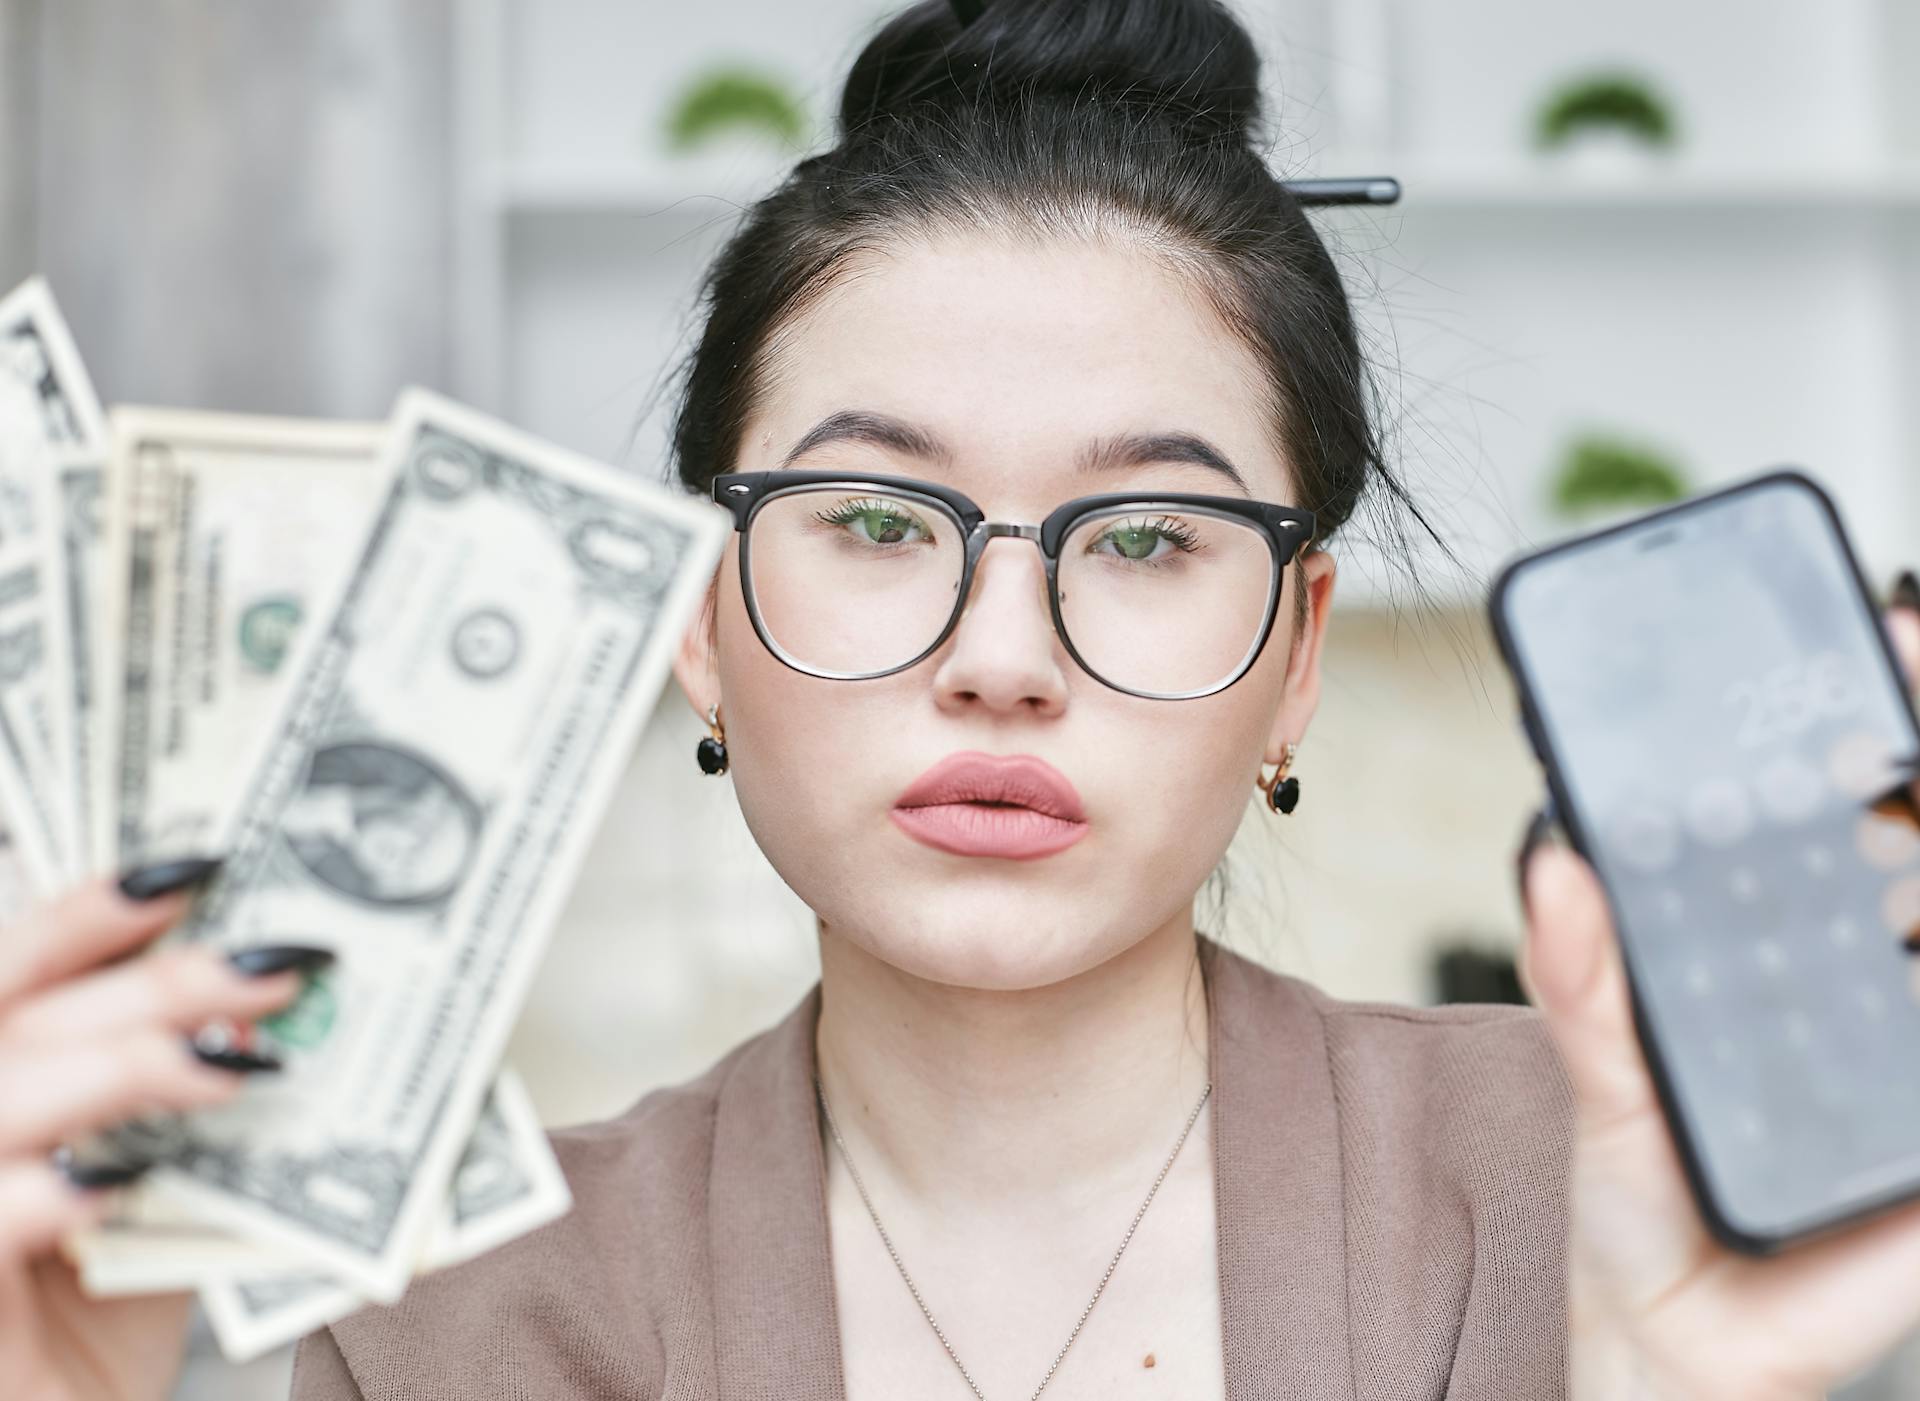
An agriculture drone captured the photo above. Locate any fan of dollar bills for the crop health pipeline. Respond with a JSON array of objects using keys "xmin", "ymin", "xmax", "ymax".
[{"xmin": 0, "ymin": 275, "xmax": 728, "ymax": 1361}]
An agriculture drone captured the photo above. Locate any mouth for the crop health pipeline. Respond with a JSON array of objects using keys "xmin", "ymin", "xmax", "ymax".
[{"xmin": 890, "ymin": 751, "xmax": 1089, "ymax": 860}]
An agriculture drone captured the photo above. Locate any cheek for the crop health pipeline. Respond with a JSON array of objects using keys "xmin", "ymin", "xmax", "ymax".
[
  {"xmin": 1133, "ymin": 707, "xmax": 1264, "ymax": 862},
  {"xmin": 711, "ymin": 565, "xmax": 874, "ymax": 881},
  {"xmin": 1141, "ymin": 642, "xmax": 1293, "ymax": 861}
]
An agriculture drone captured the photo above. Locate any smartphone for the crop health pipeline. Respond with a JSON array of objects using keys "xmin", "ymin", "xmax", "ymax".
[{"xmin": 1488, "ymin": 468, "xmax": 1920, "ymax": 1253}]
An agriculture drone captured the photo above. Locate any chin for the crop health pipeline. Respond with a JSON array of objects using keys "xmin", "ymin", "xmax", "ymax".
[{"xmin": 833, "ymin": 895, "xmax": 1144, "ymax": 993}]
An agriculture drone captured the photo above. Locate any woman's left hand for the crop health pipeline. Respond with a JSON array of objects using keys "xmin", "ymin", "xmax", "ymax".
[{"xmin": 1519, "ymin": 597, "xmax": 1920, "ymax": 1401}]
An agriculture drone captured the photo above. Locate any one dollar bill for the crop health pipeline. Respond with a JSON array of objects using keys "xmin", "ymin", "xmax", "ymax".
[
  {"xmin": 95, "ymin": 410, "xmax": 389, "ymax": 875},
  {"xmin": 0, "ymin": 277, "xmax": 106, "ymax": 890},
  {"xmin": 67, "ymin": 1067, "xmax": 547, "ymax": 1298},
  {"xmin": 105, "ymin": 389, "xmax": 725, "ymax": 1300},
  {"xmin": 197, "ymin": 1068, "xmax": 568, "ymax": 1363}
]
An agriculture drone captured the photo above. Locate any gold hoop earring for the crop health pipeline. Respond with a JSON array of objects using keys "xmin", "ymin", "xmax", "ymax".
[
  {"xmin": 695, "ymin": 702, "xmax": 728, "ymax": 775},
  {"xmin": 1257, "ymin": 741, "xmax": 1301, "ymax": 815}
]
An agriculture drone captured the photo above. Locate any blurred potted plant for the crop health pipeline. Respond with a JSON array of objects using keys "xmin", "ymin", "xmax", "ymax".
[
  {"xmin": 1548, "ymin": 430, "xmax": 1690, "ymax": 526},
  {"xmin": 1533, "ymin": 69, "xmax": 1678, "ymax": 175},
  {"xmin": 662, "ymin": 67, "xmax": 810, "ymax": 155}
]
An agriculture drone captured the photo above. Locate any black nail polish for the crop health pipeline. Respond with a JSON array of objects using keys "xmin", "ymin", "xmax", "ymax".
[
  {"xmin": 1514, "ymin": 803, "xmax": 1554, "ymax": 919},
  {"xmin": 1869, "ymin": 772, "xmax": 1920, "ymax": 819},
  {"xmin": 57, "ymin": 1155, "xmax": 153, "ymax": 1190},
  {"xmin": 1892, "ymin": 569, "xmax": 1920, "ymax": 615},
  {"xmin": 116, "ymin": 857, "xmax": 223, "ymax": 902},
  {"xmin": 225, "ymin": 944, "xmax": 334, "ymax": 978},
  {"xmin": 188, "ymin": 1039, "xmax": 283, "ymax": 1074}
]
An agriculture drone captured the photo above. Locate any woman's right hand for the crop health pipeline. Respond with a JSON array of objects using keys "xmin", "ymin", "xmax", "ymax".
[{"xmin": 0, "ymin": 865, "xmax": 307, "ymax": 1401}]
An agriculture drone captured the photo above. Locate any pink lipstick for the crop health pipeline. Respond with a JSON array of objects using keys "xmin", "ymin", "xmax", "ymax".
[{"xmin": 890, "ymin": 751, "xmax": 1089, "ymax": 859}]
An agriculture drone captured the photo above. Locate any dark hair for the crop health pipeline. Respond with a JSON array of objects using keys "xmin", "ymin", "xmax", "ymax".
[{"xmin": 669, "ymin": 0, "xmax": 1456, "ymax": 635}]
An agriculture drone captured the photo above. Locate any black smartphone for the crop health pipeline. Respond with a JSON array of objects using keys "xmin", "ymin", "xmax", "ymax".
[{"xmin": 1488, "ymin": 467, "xmax": 1920, "ymax": 1253}]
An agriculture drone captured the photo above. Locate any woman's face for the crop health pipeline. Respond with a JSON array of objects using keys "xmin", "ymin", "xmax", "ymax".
[{"xmin": 672, "ymin": 228, "xmax": 1337, "ymax": 991}]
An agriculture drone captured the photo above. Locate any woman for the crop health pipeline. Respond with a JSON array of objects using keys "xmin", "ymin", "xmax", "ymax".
[{"xmin": 8, "ymin": 2, "xmax": 1920, "ymax": 1397}]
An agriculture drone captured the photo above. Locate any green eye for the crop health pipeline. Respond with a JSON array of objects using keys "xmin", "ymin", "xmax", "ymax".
[
  {"xmin": 814, "ymin": 497, "xmax": 930, "ymax": 545},
  {"xmin": 1106, "ymin": 526, "xmax": 1161, "ymax": 560}
]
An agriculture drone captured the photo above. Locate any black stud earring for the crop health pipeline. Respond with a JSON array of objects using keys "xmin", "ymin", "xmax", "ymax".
[
  {"xmin": 1258, "ymin": 741, "xmax": 1301, "ymax": 815},
  {"xmin": 695, "ymin": 702, "xmax": 728, "ymax": 776}
]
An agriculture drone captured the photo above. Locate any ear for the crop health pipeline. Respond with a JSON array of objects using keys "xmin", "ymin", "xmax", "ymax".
[
  {"xmin": 670, "ymin": 567, "xmax": 723, "ymax": 721},
  {"xmin": 1264, "ymin": 548, "xmax": 1336, "ymax": 765}
]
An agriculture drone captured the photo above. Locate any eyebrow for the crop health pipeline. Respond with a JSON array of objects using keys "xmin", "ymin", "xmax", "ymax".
[
  {"xmin": 1074, "ymin": 431, "xmax": 1251, "ymax": 496},
  {"xmin": 779, "ymin": 410, "xmax": 1251, "ymax": 495},
  {"xmin": 778, "ymin": 410, "xmax": 952, "ymax": 469}
]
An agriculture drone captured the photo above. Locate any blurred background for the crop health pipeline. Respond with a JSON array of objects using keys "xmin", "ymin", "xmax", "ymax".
[{"xmin": 4, "ymin": 0, "xmax": 1919, "ymax": 1394}]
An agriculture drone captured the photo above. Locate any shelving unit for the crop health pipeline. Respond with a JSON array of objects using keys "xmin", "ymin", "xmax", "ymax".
[{"xmin": 450, "ymin": 0, "xmax": 1920, "ymax": 614}]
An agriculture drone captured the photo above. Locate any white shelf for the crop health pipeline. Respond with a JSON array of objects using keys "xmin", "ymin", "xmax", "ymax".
[{"xmin": 488, "ymin": 155, "xmax": 1920, "ymax": 218}]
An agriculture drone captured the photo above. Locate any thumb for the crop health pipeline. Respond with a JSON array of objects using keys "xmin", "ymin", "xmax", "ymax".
[{"xmin": 1518, "ymin": 819, "xmax": 1659, "ymax": 1132}]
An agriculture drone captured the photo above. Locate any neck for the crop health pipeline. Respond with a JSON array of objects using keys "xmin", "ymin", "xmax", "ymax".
[{"xmin": 812, "ymin": 914, "xmax": 1212, "ymax": 1209}]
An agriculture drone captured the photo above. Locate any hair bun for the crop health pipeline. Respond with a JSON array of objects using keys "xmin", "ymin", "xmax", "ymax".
[{"xmin": 839, "ymin": 0, "xmax": 1264, "ymax": 148}]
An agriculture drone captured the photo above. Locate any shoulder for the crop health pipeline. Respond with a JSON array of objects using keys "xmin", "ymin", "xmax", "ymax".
[
  {"xmin": 543, "ymin": 1047, "xmax": 732, "ymax": 1215},
  {"xmin": 1213, "ymin": 940, "xmax": 1574, "ymax": 1182},
  {"xmin": 1207, "ymin": 938, "xmax": 1574, "ymax": 1230},
  {"xmin": 293, "ymin": 1008, "xmax": 802, "ymax": 1400},
  {"xmin": 1284, "ymin": 974, "xmax": 1577, "ymax": 1244},
  {"xmin": 1279, "ymin": 974, "xmax": 1575, "ymax": 1394},
  {"xmin": 1302, "ymin": 978, "xmax": 1576, "ymax": 1177}
]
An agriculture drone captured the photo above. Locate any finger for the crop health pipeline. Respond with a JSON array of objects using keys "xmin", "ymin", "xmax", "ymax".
[
  {"xmin": 0, "ymin": 870, "xmax": 215, "ymax": 1010},
  {"xmin": 1885, "ymin": 603, "xmax": 1920, "ymax": 692},
  {"xmin": 0, "ymin": 1030, "xmax": 244, "ymax": 1157},
  {"xmin": 1748, "ymin": 1191, "xmax": 1920, "ymax": 1381},
  {"xmin": 0, "ymin": 945, "xmax": 301, "ymax": 1047},
  {"xmin": 0, "ymin": 1160, "xmax": 113, "ymax": 1260},
  {"xmin": 1521, "ymin": 841, "xmax": 1661, "ymax": 1133}
]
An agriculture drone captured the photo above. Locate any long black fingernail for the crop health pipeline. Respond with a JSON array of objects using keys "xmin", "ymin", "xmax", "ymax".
[
  {"xmin": 225, "ymin": 944, "xmax": 334, "ymax": 978},
  {"xmin": 116, "ymin": 857, "xmax": 223, "ymax": 902},
  {"xmin": 1514, "ymin": 803, "xmax": 1554, "ymax": 919},
  {"xmin": 1892, "ymin": 569, "xmax": 1920, "ymax": 615},
  {"xmin": 188, "ymin": 1039, "xmax": 283, "ymax": 1073},
  {"xmin": 55, "ymin": 1152, "xmax": 153, "ymax": 1190}
]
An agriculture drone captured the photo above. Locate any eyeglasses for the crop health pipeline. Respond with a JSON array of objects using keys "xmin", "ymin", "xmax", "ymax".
[{"xmin": 711, "ymin": 469, "xmax": 1316, "ymax": 701}]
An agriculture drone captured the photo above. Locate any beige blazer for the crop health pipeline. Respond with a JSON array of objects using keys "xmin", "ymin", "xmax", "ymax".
[{"xmin": 290, "ymin": 936, "xmax": 1576, "ymax": 1398}]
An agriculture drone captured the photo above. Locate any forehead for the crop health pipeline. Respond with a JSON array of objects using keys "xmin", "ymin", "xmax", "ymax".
[{"xmin": 741, "ymin": 228, "xmax": 1290, "ymax": 509}]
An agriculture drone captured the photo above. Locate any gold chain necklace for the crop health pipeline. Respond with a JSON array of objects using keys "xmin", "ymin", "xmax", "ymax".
[{"xmin": 815, "ymin": 1074, "xmax": 1212, "ymax": 1401}]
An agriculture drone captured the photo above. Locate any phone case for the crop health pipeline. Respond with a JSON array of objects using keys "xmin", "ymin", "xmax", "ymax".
[{"xmin": 1487, "ymin": 465, "xmax": 1920, "ymax": 1254}]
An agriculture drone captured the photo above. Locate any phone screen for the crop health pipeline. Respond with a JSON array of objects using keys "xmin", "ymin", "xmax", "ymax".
[{"xmin": 1500, "ymin": 473, "xmax": 1920, "ymax": 1241}]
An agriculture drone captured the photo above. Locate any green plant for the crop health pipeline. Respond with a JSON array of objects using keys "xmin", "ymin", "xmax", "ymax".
[
  {"xmin": 1535, "ymin": 71, "xmax": 1677, "ymax": 151},
  {"xmin": 1549, "ymin": 432, "xmax": 1690, "ymax": 517},
  {"xmin": 664, "ymin": 68, "xmax": 808, "ymax": 153}
]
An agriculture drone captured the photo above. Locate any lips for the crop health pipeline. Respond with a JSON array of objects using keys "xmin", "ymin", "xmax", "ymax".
[{"xmin": 890, "ymin": 751, "xmax": 1088, "ymax": 859}]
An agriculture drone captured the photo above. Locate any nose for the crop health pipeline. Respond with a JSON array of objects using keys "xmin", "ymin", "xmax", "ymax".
[{"xmin": 928, "ymin": 531, "xmax": 1071, "ymax": 717}]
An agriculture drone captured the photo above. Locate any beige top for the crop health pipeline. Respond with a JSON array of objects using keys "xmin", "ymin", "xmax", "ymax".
[{"xmin": 290, "ymin": 936, "xmax": 1576, "ymax": 1399}]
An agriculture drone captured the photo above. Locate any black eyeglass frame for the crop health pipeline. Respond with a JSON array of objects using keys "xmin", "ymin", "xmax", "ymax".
[{"xmin": 710, "ymin": 468, "xmax": 1318, "ymax": 701}]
